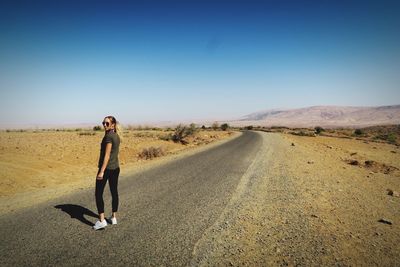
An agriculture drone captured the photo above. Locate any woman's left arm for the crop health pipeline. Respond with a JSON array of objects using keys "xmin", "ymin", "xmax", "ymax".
[{"xmin": 97, "ymin": 143, "xmax": 112, "ymax": 180}]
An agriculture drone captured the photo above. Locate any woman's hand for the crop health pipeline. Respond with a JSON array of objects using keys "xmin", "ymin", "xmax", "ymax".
[{"xmin": 96, "ymin": 171, "xmax": 104, "ymax": 180}]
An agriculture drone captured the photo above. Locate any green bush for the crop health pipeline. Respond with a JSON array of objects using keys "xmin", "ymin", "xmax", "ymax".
[
  {"xmin": 93, "ymin": 125, "xmax": 102, "ymax": 131},
  {"xmin": 220, "ymin": 123, "xmax": 229, "ymax": 131},
  {"xmin": 315, "ymin": 126, "xmax": 324, "ymax": 134},
  {"xmin": 375, "ymin": 133, "xmax": 397, "ymax": 144},
  {"xmin": 387, "ymin": 133, "xmax": 397, "ymax": 144},
  {"xmin": 354, "ymin": 129, "xmax": 363, "ymax": 135}
]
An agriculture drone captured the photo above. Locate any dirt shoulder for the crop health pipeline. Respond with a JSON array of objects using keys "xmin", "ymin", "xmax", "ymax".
[
  {"xmin": 191, "ymin": 131, "xmax": 400, "ymax": 266},
  {"xmin": 0, "ymin": 129, "xmax": 238, "ymax": 215}
]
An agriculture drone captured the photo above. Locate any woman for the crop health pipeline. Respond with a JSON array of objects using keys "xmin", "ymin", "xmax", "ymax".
[{"xmin": 93, "ymin": 115, "xmax": 121, "ymax": 230}]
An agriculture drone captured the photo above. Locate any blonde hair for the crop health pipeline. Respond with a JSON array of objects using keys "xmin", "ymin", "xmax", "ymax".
[{"xmin": 105, "ymin": 115, "xmax": 123, "ymax": 142}]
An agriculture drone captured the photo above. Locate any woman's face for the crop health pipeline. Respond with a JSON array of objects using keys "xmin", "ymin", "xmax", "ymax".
[{"xmin": 102, "ymin": 118, "xmax": 115, "ymax": 131}]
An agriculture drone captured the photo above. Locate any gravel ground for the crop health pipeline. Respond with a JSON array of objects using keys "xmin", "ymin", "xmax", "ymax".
[
  {"xmin": 191, "ymin": 131, "xmax": 330, "ymax": 266},
  {"xmin": 191, "ymin": 131, "xmax": 400, "ymax": 266}
]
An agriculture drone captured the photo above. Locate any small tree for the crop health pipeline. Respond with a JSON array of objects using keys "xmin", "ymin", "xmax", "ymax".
[
  {"xmin": 221, "ymin": 123, "xmax": 229, "ymax": 131},
  {"xmin": 93, "ymin": 125, "xmax": 102, "ymax": 131},
  {"xmin": 201, "ymin": 125, "xmax": 206, "ymax": 130},
  {"xmin": 245, "ymin": 125, "xmax": 253, "ymax": 130},
  {"xmin": 211, "ymin": 122, "xmax": 219, "ymax": 131}
]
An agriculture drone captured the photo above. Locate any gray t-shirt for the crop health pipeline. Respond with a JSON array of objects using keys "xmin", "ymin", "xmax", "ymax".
[{"xmin": 98, "ymin": 131, "xmax": 120, "ymax": 170}]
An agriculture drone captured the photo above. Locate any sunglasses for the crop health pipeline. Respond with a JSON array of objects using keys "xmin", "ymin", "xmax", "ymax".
[{"xmin": 102, "ymin": 121, "xmax": 110, "ymax": 127}]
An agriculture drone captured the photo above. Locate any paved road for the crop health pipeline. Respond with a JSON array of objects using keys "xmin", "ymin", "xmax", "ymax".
[{"xmin": 0, "ymin": 131, "xmax": 263, "ymax": 266}]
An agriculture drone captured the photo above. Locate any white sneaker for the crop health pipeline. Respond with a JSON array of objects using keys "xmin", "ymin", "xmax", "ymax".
[
  {"xmin": 108, "ymin": 216, "xmax": 117, "ymax": 225},
  {"xmin": 93, "ymin": 220, "xmax": 107, "ymax": 230}
]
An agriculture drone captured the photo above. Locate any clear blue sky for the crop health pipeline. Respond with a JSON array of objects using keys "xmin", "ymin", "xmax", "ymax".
[{"xmin": 1, "ymin": 0, "xmax": 399, "ymax": 127}]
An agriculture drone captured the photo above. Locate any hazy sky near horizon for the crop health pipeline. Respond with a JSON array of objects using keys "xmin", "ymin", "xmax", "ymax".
[{"xmin": 1, "ymin": 0, "xmax": 399, "ymax": 126}]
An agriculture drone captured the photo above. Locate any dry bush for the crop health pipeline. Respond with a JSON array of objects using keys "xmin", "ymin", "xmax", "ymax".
[
  {"xmin": 211, "ymin": 122, "xmax": 219, "ymax": 130},
  {"xmin": 159, "ymin": 133, "xmax": 173, "ymax": 141},
  {"xmin": 172, "ymin": 124, "xmax": 197, "ymax": 144},
  {"xmin": 134, "ymin": 132, "xmax": 157, "ymax": 138},
  {"xmin": 289, "ymin": 130, "xmax": 316, "ymax": 137},
  {"xmin": 78, "ymin": 132, "xmax": 96, "ymax": 136},
  {"xmin": 138, "ymin": 146, "xmax": 165, "ymax": 160}
]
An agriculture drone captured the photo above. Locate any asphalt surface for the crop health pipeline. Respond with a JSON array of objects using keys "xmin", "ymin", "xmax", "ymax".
[{"xmin": 0, "ymin": 131, "xmax": 263, "ymax": 266}]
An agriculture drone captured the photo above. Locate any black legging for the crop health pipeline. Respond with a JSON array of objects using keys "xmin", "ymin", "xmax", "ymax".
[{"xmin": 95, "ymin": 167, "xmax": 120, "ymax": 214}]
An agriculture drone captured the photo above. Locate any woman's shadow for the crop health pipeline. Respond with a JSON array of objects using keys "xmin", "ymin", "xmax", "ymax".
[{"xmin": 54, "ymin": 204, "xmax": 98, "ymax": 226}]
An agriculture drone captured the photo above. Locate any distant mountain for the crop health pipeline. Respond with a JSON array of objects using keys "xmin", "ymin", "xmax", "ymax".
[{"xmin": 231, "ymin": 105, "xmax": 400, "ymax": 128}]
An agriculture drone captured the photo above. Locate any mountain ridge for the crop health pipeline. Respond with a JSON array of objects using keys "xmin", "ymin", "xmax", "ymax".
[{"xmin": 232, "ymin": 105, "xmax": 400, "ymax": 128}]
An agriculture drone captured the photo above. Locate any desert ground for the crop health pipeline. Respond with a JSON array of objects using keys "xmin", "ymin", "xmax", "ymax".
[
  {"xmin": 279, "ymin": 132, "xmax": 400, "ymax": 266},
  {"xmin": 1, "ymin": 125, "xmax": 399, "ymax": 265},
  {"xmin": 0, "ymin": 127, "xmax": 234, "ymax": 214},
  {"xmin": 191, "ymin": 128, "xmax": 400, "ymax": 266}
]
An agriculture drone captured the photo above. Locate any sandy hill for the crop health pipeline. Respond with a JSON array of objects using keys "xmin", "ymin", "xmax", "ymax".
[{"xmin": 231, "ymin": 105, "xmax": 400, "ymax": 128}]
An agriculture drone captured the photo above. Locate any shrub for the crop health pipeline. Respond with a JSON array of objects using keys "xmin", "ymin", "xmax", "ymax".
[
  {"xmin": 245, "ymin": 125, "xmax": 253, "ymax": 130},
  {"xmin": 220, "ymin": 123, "xmax": 229, "ymax": 131},
  {"xmin": 375, "ymin": 133, "xmax": 397, "ymax": 144},
  {"xmin": 201, "ymin": 125, "xmax": 206, "ymax": 129},
  {"xmin": 354, "ymin": 129, "xmax": 363, "ymax": 135},
  {"xmin": 387, "ymin": 133, "xmax": 397, "ymax": 144},
  {"xmin": 186, "ymin": 123, "xmax": 198, "ymax": 135},
  {"xmin": 314, "ymin": 126, "xmax": 324, "ymax": 134},
  {"xmin": 172, "ymin": 124, "xmax": 197, "ymax": 144},
  {"xmin": 138, "ymin": 146, "xmax": 165, "ymax": 160},
  {"xmin": 93, "ymin": 125, "xmax": 102, "ymax": 131},
  {"xmin": 290, "ymin": 131, "xmax": 316, "ymax": 137},
  {"xmin": 211, "ymin": 122, "xmax": 219, "ymax": 131},
  {"xmin": 159, "ymin": 133, "xmax": 173, "ymax": 141},
  {"xmin": 78, "ymin": 132, "xmax": 96, "ymax": 136}
]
